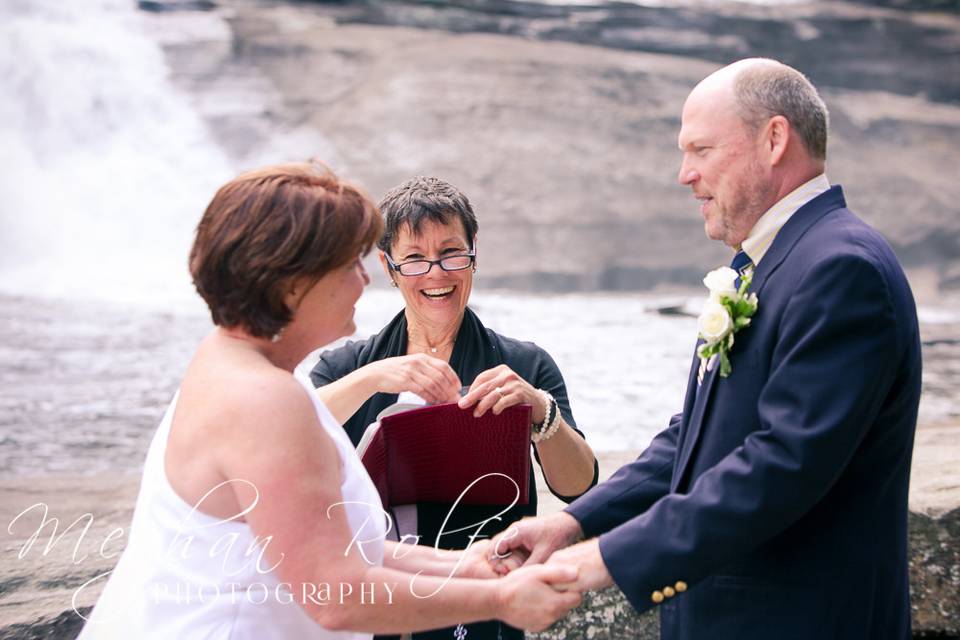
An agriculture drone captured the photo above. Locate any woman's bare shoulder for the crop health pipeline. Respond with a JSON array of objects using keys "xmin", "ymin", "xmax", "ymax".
[{"xmin": 178, "ymin": 342, "xmax": 318, "ymax": 439}]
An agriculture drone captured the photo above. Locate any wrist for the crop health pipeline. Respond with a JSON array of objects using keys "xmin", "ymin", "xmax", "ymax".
[
  {"xmin": 531, "ymin": 390, "xmax": 547, "ymax": 424},
  {"xmin": 358, "ymin": 363, "xmax": 386, "ymax": 396},
  {"xmin": 488, "ymin": 580, "xmax": 506, "ymax": 621},
  {"xmin": 556, "ymin": 512, "xmax": 584, "ymax": 545},
  {"xmin": 531, "ymin": 390, "xmax": 561, "ymax": 443}
]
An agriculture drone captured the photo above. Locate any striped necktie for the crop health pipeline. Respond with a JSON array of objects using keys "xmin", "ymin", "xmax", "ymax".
[{"xmin": 731, "ymin": 250, "xmax": 753, "ymax": 290}]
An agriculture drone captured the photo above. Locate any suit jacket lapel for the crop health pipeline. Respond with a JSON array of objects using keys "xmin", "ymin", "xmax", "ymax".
[
  {"xmin": 673, "ymin": 343, "xmax": 702, "ymax": 471},
  {"xmin": 670, "ymin": 186, "xmax": 847, "ymax": 492},
  {"xmin": 672, "ymin": 344, "xmax": 719, "ymax": 492}
]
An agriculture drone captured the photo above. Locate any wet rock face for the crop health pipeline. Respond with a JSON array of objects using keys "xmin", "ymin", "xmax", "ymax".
[
  {"xmin": 910, "ymin": 509, "xmax": 960, "ymax": 635},
  {"xmin": 0, "ymin": 608, "xmax": 90, "ymax": 640},
  {"xmin": 150, "ymin": 0, "xmax": 960, "ymax": 294},
  {"xmin": 326, "ymin": 0, "xmax": 960, "ymax": 101},
  {"xmin": 531, "ymin": 590, "xmax": 660, "ymax": 640},
  {"xmin": 138, "ymin": 0, "xmax": 216, "ymax": 11}
]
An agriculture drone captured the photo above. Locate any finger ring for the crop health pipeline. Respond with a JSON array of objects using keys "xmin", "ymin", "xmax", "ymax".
[{"xmin": 495, "ymin": 386, "xmax": 504, "ymax": 397}]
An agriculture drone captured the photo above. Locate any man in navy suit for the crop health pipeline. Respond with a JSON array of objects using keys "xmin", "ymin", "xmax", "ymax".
[{"xmin": 491, "ymin": 58, "xmax": 922, "ymax": 639}]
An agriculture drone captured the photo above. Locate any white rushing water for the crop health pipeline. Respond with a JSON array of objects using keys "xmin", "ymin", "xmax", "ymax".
[{"xmin": 0, "ymin": 0, "xmax": 233, "ymax": 308}]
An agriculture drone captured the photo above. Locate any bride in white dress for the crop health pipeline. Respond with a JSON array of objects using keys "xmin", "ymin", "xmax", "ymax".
[{"xmin": 78, "ymin": 162, "xmax": 581, "ymax": 639}]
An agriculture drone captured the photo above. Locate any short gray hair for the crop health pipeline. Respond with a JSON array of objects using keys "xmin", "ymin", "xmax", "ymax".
[
  {"xmin": 733, "ymin": 62, "xmax": 829, "ymax": 160},
  {"xmin": 377, "ymin": 176, "xmax": 478, "ymax": 254}
]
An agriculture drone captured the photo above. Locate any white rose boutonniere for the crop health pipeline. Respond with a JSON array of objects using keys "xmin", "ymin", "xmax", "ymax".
[
  {"xmin": 702, "ymin": 266, "xmax": 739, "ymax": 301},
  {"xmin": 696, "ymin": 267, "xmax": 759, "ymax": 378}
]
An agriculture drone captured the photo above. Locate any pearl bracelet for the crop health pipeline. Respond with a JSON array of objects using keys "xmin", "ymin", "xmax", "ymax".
[{"xmin": 531, "ymin": 390, "xmax": 561, "ymax": 443}]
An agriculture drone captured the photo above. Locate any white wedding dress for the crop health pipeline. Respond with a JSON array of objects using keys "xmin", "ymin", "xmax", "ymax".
[{"xmin": 78, "ymin": 376, "xmax": 386, "ymax": 639}]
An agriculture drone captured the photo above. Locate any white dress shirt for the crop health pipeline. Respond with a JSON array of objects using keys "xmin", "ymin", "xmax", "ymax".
[{"xmin": 740, "ymin": 173, "xmax": 831, "ymax": 267}]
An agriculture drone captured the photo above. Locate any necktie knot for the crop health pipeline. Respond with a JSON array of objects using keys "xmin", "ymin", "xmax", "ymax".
[
  {"xmin": 730, "ymin": 250, "xmax": 753, "ymax": 290},
  {"xmin": 730, "ymin": 250, "xmax": 752, "ymax": 272}
]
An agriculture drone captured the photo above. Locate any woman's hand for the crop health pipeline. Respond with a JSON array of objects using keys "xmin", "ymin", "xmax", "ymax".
[
  {"xmin": 495, "ymin": 564, "xmax": 582, "ymax": 631},
  {"xmin": 458, "ymin": 364, "xmax": 546, "ymax": 422},
  {"xmin": 366, "ymin": 354, "xmax": 461, "ymax": 404},
  {"xmin": 454, "ymin": 539, "xmax": 502, "ymax": 579}
]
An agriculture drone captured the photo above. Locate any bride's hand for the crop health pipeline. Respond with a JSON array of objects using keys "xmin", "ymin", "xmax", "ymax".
[
  {"xmin": 494, "ymin": 564, "xmax": 582, "ymax": 631},
  {"xmin": 453, "ymin": 540, "xmax": 501, "ymax": 579}
]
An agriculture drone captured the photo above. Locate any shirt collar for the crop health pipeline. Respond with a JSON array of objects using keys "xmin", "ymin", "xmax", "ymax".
[{"xmin": 740, "ymin": 173, "xmax": 830, "ymax": 266}]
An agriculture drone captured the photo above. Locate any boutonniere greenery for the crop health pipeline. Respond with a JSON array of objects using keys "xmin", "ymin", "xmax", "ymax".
[{"xmin": 696, "ymin": 266, "xmax": 758, "ymax": 378}]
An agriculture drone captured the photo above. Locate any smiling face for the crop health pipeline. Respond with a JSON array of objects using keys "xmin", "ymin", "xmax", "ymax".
[
  {"xmin": 677, "ymin": 79, "xmax": 777, "ymax": 248},
  {"xmin": 381, "ymin": 217, "xmax": 475, "ymax": 331}
]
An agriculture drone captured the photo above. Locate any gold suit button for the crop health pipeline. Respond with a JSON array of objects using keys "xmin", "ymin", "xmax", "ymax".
[
  {"xmin": 663, "ymin": 586, "xmax": 676, "ymax": 598},
  {"xmin": 675, "ymin": 581, "xmax": 688, "ymax": 593},
  {"xmin": 652, "ymin": 590, "xmax": 665, "ymax": 604}
]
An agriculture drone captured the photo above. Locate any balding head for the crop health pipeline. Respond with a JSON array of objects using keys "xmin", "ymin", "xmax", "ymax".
[
  {"xmin": 677, "ymin": 59, "xmax": 828, "ymax": 247},
  {"xmin": 693, "ymin": 58, "xmax": 829, "ymax": 160}
]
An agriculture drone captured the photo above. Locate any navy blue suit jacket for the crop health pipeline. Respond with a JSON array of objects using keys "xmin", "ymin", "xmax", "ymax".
[{"xmin": 566, "ymin": 186, "xmax": 922, "ymax": 639}]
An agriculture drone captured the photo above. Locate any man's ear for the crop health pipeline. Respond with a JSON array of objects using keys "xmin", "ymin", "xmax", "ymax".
[{"xmin": 766, "ymin": 115, "xmax": 790, "ymax": 166}]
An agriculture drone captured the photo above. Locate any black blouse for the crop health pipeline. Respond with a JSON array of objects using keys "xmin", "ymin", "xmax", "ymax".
[{"xmin": 309, "ymin": 306, "xmax": 598, "ymax": 640}]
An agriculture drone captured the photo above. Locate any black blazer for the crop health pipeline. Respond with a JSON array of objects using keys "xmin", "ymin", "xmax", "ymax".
[{"xmin": 311, "ymin": 307, "xmax": 598, "ymax": 551}]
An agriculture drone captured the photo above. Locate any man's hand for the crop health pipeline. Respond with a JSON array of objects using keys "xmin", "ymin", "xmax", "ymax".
[
  {"xmin": 489, "ymin": 512, "xmax": 584, "ymax": 574},
  {"xmin": 545, "ymin": 538, "xmax": 613, "ymax": 592}
]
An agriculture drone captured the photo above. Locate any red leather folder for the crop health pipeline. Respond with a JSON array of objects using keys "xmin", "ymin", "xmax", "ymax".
[{"xmin": 359, "ymin": 403, "xmax": 532, "ymax": 508}]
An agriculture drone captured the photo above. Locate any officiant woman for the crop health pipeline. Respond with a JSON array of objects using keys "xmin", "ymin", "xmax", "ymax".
[{"xmin": 311, "ymin": 176, "xmax": 599, "ymax": 640}]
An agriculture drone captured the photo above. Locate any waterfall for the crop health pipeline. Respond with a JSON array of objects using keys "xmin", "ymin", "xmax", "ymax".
[{"xmin": 0, "ymin": 0, "xmax": 233, "ymax": 310}]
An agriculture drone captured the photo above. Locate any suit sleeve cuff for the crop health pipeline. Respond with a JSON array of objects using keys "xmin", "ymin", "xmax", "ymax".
[
  {"xmin": 563, "ymin": 500, "xmax": 605, "ymax": 539},
  {"xmin": 598, "ymin": 530, "xmax": 658, "ymax": 615}
]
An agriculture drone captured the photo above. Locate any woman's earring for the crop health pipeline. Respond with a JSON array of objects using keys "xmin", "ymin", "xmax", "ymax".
[
  {"xmin": 390, "ymin": 279, "xmax": 398, "ymax": 288},
  {"xmin": 271, "ymin": 326, "xmax": 285, "ymax": 343}
]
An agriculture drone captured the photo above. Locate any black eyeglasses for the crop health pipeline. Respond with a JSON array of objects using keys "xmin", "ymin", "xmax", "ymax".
[{"xmin": 384, "ymin": 251, "xmax": 476, "ymax": 276}]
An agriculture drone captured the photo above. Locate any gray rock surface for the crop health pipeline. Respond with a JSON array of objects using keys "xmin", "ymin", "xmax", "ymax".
[
  {"xmin": 910, "ymin": 508, "xmax": 960, "ymax": 635},
  {"xmin": 150, "ymin": 0, "xmax": 960, "ymax": 293}
]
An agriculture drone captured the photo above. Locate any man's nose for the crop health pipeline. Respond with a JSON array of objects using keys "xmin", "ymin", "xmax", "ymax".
[{"xmin": 678, "ymin": 159, "xmax": 698, "ymax": 186}]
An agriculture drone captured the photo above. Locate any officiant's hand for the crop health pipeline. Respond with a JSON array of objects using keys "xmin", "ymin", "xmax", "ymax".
[
  {"xmin": 459, "ymin": 364, "xmax": 545, "ymax": 422},
  {"xmin": 495, "ymin": 564, "xmax": 582, "ymax": 631},
  {"xmin": 545, "ymin": 538, "xmax": 613, "ymax": 592},
  {"xmin": 367, "ymin": 354, "xmax": 461, "ymax": 404},
  {"xmin": 489, "ymin": 512, "xmax": 584, "ymax": 574}
]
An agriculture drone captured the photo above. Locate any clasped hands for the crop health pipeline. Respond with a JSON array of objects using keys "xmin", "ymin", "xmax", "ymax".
[
  {"xmin": 485, "ymin": 511, "xmax": 614, "ymax": 593},
  {"xmin": 453, "ymin": 513, "xmax": 612, "ymax": 631},
  {"xmin": 444, "ymin": 512, "xmax": 611, "ymax": 632}
]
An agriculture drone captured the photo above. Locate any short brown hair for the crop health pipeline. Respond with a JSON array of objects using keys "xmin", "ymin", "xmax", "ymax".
[{"xmin": 189, "ymin": 161, "xmax": 382, "ymax": 338}]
